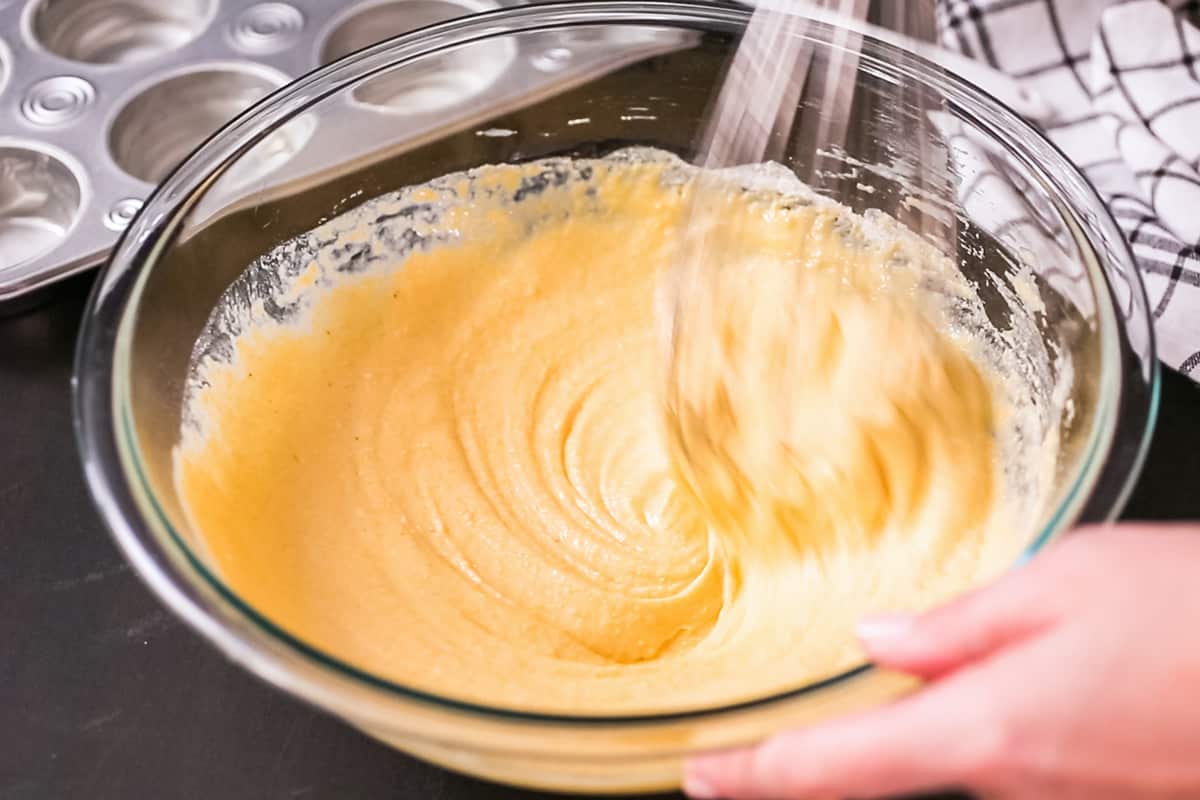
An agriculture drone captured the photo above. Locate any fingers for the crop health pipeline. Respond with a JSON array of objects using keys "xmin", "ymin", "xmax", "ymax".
[
  {"xmin": 684, "ymin": 537, "xmax": 1099, "ymax": 799},
  {"xmin": 860, "ymin": 558, "xmax": 1059, "ymax": 679},
  {"xmin": 685, "ymin": 671, "xmax": 995, "ymax": 799}
]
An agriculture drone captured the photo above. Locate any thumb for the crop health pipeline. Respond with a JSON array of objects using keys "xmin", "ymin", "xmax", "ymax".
[{"xmin": 859, "ymin": 562, "xmax": 1057, "ymax": 678}]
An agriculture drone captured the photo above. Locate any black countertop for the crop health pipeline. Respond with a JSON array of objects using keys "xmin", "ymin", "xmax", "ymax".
[{"xmin": 4, "ymin": 274, "xmax": 1199, "ymax": 799}]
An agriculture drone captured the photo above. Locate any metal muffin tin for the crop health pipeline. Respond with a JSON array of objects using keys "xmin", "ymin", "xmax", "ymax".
[{"xmin": 0, "ymin": 0, "xmax": 696, "ymax": 303}]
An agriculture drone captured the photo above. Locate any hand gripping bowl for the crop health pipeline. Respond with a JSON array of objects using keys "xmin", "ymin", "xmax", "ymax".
[{"xmin": 74, "ymin": 2, "xmax": 1158, "ymax": 793}]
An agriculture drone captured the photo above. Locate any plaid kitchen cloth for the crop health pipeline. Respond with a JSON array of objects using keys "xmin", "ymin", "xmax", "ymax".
[{"xmin": 937, "ymin": 0, "xmax": 1200, "ymax": 378}]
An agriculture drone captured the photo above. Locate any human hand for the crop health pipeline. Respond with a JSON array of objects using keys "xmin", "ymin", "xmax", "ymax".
[{"xmin": 684, "ymin": 525, "xmax": 1200, "ymax": 799}]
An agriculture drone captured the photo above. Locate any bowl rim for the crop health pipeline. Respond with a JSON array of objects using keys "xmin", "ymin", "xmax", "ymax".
[{"xmin": 74, "ymin": 0, "xmax": 1160, "ymax": 729}]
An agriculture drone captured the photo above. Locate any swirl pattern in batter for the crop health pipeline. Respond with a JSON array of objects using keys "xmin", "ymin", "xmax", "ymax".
[{"xmin": 176, "ymin": 149, "xmax": 1034, "ymax": 714}]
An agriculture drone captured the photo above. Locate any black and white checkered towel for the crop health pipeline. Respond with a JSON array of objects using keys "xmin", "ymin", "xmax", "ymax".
[{"xmin": 939, "ymin": 0, "xmax": 1200, "ymax": 378}]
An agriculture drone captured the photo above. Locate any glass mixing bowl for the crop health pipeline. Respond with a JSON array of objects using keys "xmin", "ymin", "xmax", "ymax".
[{"xmin": 75, "ymin": 2, "xmax": 1158, "ymax": 793}]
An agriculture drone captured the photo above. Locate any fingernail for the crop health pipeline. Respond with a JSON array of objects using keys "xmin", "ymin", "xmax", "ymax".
[
  {"xmin": 856, "ymin": 613, "xmax": 915, "ymax": 647},
  {"xmin": 683, "ymin": 774, "xmax": 721, "ymax": 799}
]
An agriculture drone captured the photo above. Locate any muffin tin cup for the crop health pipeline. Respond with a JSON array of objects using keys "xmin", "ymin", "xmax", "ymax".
[{"xmin": 0, "ymin": 0, "xmax": 695, "ymax": 304}]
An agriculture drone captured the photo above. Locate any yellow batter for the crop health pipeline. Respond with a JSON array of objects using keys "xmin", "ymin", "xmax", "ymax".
[{"xmin": 176, "ymin": 150, "xmax": 1028, "ymax": 714}]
